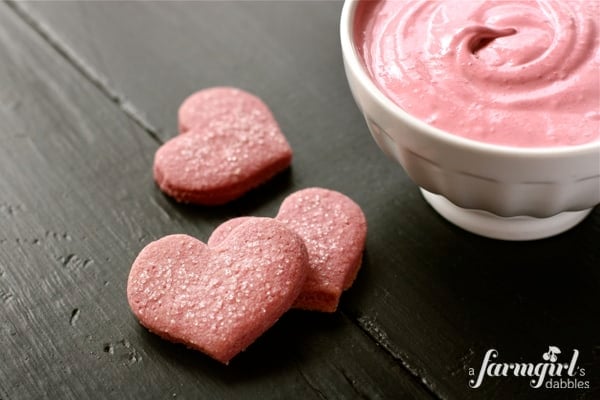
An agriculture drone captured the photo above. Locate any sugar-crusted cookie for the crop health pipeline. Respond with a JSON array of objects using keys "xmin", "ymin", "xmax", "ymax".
[
  {"xmin": 127, "ymin": 218, "xmax": 308, "ymax": 364},
  {"xmin": 154, "ymin": 88, "xmax": 292, "ymax": 205},
  {"xmin": 209, "ymin": 188, "xmax": 367, "ymax": 312},
  {"xmin": 178, "ymin": 87, "xmax": 273, "ymax": 134}
]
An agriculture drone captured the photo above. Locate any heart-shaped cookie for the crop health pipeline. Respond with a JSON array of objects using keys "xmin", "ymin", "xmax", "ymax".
[
  {"xmin": 209, "ymin": 188, "xmax": 367, "ymax": 312},
  {"xmin": 178, "ymin": 87, "xmax": 272, "ymax": 134},
  {"xmin": 154, "ymin": 88, "xmax": 292, "ymax": 205},
  {"xmin": 127, "ymin": 218, "xmax": 308, "ymax": 364}
]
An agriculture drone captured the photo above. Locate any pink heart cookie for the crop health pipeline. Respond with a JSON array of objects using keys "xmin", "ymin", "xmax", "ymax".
[
  {"xmin": 178, "ymin": 87, "xmax": 272, "ymax": 134},
  {"xmin": 154, "ymin": 88, "xmax": 292, "ymax": 205},
  {"xmin": 127, "ymin": 218, "xmax": 308, "ymax": 364},
  {"xmin": 209, "ymin": 188, "xmax": 367, "ymax": 312}
]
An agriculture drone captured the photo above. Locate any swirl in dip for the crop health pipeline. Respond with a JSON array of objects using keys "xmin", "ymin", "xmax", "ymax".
[{"xmin": 354, "ymin": 0, "xmax": 600, "ymax": 147}]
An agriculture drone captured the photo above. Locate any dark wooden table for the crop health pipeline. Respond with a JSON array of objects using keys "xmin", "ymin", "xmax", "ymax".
[{"xmin": 1, "ymin": 1, "xmax": 598, "ymax": 399}]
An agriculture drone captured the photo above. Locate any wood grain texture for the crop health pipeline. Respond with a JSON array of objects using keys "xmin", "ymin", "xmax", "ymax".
[
  {"xmin": 4, "ymin": 1, "xmax": 600, "ymax": 399},
  {"xmin": 0, "ymin": 2, "xmax": 431, "ymax": 399}
]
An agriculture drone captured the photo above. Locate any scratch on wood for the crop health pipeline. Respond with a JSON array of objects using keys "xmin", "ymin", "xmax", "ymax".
[
  {"xmin": 69, "ymin": 308, "xmax": 80, "ymax": 326},
  {"xmin": 0, "ymin": 203, "xmax": 25, "ymax": 217},
  {"xmin": 0, "ymin": 381, "xmax": 10, "ymax": 400},
  {"xmin": 60, "ymin": 253, "xmax": 75, "ymax": 267},
  {"xmin": 450, "ymin": 348, "xmax": 476, "ymax": 377},
  {"xmin": 119, "ymin": 339, "xmax": 142, "ymax": 365},
  {"xmin": 103, "ymin": 339, "xmax": 142, "ymax": 366},
  {"xmin": 0, "ymin": 288, "xmax": 14, "ymax": 303},
  {"xmin": 14, "ymin": 237, "xmax": 44, "ymax": 246},
  {"xmin": 9, "ymin": 234, "xmax": 71, "ymax": 247},
  {"xmin": 57, "ymin": 253, "xmax": 93, "ymax": 270},
  {"xmin": 45, "ymin": 230, "xmax": 72, "ymax": 241},
  {"xmin": 149, "ymin": 196, "xmax": 173, "ymax": 222},
  {"xmin": 338, "ymin": 367, "xmax": 370, "ymax": 399},
  {"xmin": 295, "ymin": 363, "xmax": 327, "ymax": 400}
]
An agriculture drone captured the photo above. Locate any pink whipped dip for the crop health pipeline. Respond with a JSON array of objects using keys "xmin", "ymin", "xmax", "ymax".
[{"xmin": 355, "ymin": 0, "xmax": 600, "ymax": 147}]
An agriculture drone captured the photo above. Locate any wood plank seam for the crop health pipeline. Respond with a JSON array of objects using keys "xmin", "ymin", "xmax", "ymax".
[
  {"xmin": 350, "ymin": 312, "xmax": 446, "ymax": 400},
  {"xmin": 295, "ymin": 366, "xmax": 328, "ymax": 400},
  {"xmin": 4, "ymin": 0, "xmax": 163, "ymax": 146}
]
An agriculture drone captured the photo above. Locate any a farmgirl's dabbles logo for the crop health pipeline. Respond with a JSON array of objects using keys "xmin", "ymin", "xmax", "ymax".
[{"xmin": 468, "ymin": 346, "xmax": 589, "ymax": 389}]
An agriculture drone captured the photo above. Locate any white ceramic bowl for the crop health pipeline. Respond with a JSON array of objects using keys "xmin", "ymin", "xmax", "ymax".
[{"xmin": 340, "ymin": 0, "xmax": 600, "ymax": 240}]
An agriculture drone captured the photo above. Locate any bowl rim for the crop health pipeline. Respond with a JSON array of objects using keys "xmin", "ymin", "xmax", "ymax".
[{"xmin": 340, "ymin": 0, "xmax": 600, "ymax": 159}]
